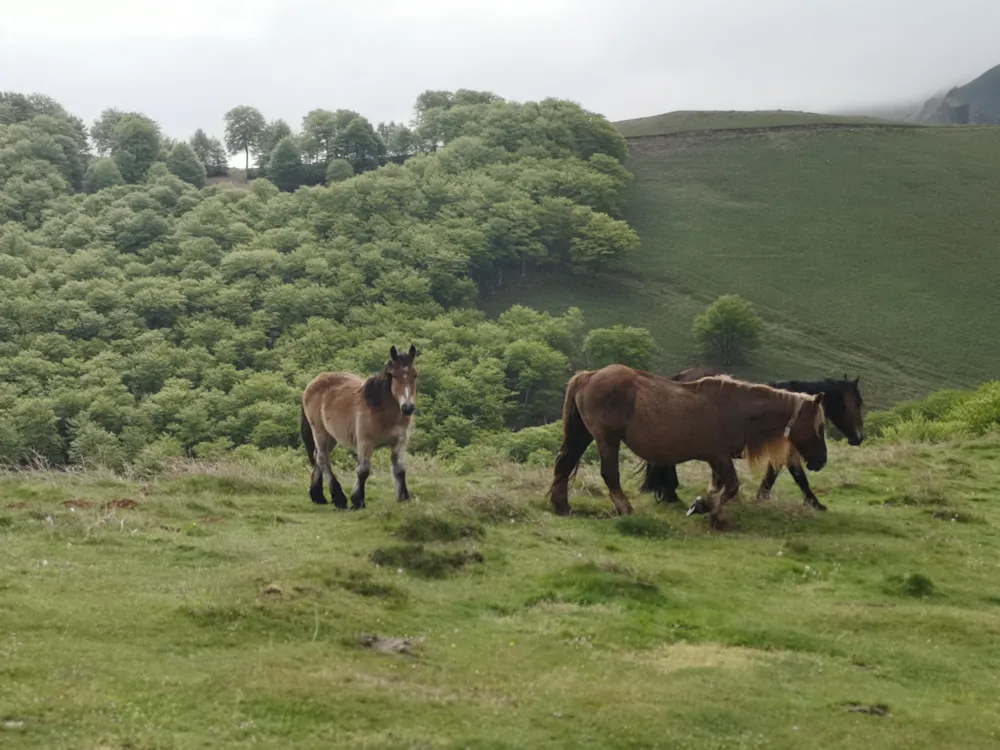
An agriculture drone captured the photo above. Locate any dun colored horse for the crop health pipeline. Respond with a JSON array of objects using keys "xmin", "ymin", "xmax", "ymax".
[
  {"xmin": 548, "ymin": 365, "xmax": 828, "ymax": 519},
  {"xmin": 639, "ymin": 367, "xmax": 864, "ymax": 511},
  {"xmin": 300, "ymin": 345, "xmax": 418, "ymax": 509}
]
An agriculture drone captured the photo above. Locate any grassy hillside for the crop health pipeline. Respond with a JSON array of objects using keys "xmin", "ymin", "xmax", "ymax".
[
  {"xmin": 2, "ymin": 436, "xmax": 1000, "ymax": 747},
  {"xmin": 613, "ymin": 110, "xmax": 904, "ymax": 138},
  {"xmin": 483, "ymin": 116, "xmax": 1000, "ymax": 408}
]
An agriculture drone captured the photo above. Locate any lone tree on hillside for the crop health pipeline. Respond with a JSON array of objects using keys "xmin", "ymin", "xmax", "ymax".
[
  {"xmin": 692, "ymin": 294, "xmax": 764, "ymax": 365},
  {"xmin": 224, "ymin": 105, "xmax": 266, "ymax": 172},
  {"xmin": 583, "ymin": 325, "xmax": 656, "ymax": 370}
]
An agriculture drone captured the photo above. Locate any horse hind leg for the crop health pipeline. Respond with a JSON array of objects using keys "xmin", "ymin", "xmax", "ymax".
[
  {"xmin": 309, "ymin": 463, "xmax": 326, "ymax": 505},
  {"xmin": 755, "ymin": 463, "xmax": 781, "ymax": 504},
  {"xmin": 597, "ymin": 436, "xmax": 633, "ymax": 516},
  {"xmin": 548, "ymin": 404, "xmax": 594, "ymax": 516},
  {"xmin": 315, "ymin": 435, "xmax": 349, "ymax": 510}
]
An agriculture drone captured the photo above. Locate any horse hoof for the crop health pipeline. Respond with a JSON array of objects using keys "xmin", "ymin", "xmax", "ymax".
[
  {"xmin": 350, "ymin": 504, "xmax": 365, "ymax": 512},
  {"xmin": 686, "ymin": 497, "xmax": 711, "ymax": 516}
]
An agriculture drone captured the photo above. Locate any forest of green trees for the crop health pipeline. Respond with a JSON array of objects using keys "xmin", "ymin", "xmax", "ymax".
[{"xmin": 0, "ymin": 89, "xmax": 654, "ymax": 473}]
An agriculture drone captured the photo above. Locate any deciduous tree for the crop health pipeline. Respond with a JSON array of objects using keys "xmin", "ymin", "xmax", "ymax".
[{"xmin": 223, "ymin": 105, "xmax": 266, "ymax": 171}]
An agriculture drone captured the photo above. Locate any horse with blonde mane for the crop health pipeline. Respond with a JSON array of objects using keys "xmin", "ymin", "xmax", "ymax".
[
  {"xmin": 300, "ymin": 345, "xmax": 418, "ymax": 510},
  {"xmin": 639, "ymin": 366, "xmax": 865, "ymax": 511},
  {"xmin": 547, "ymin": 365, "xmax": 828, "ymax": 520}
]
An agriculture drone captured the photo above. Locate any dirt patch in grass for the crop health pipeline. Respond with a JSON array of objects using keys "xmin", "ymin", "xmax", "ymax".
[
  {"xmin": 61, "ymin": 499, "xmax": 94, "ymax": 509},
  {"xmin": 104, "ymin": 498, "xmax": 139, "ymax": 510},
  {"xmin": 635, "ymin": 643, "xmax": 780, "ymax": 673}
]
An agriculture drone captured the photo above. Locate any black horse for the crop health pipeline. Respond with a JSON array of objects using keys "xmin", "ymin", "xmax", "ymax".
[{"xmin": 639, "ymin": 368, "xmax": 865, "ymax": 511}]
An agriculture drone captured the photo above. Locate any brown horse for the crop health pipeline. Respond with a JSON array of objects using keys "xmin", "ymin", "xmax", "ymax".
[
  {"xmin": 547, "ymin": 365, "xmax": 827, "ymax": 519},
  {"xmin": 300, "ymin": 345, "xmax": 418, "ymax": 510},
  {"xmin": 642, "ymin": 367, "xmax": 865, "ymax": 511}
]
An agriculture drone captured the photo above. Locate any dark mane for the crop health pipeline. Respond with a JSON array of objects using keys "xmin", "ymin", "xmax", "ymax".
[
  {"xmin": 361, "ymin": 370, "xmax": 392, "ymax": 409},
  {"xmin": 768, "ymin": 378, "xmax": 857, "ymax": 397}
]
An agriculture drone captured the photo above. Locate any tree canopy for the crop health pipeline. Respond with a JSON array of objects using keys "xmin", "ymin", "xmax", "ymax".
[
  {"xmin": 692, "ymin": 294, "xmax": 764, "ymax": 365},
  {"xmin": 0, "ymin": 88, "xmax": 643, "ymax": 472}
]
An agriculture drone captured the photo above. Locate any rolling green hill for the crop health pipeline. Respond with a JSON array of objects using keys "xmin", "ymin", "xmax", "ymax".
[
  {"xmin": 613, "ymin": 109, "xmax": 906, "ymax": 138},
  {"xmin": 482, "ymin": 114, "xmax": 1000, "ymax": 408}
]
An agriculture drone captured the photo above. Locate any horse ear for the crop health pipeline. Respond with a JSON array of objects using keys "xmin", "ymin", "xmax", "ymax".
[
  {"xmin": 813, "ymin": 393, "xmax": 825, "ymax": 406},
  {"xmin": 853, "ymin": 376, "xmax": 860, "ymax": 387},
  {"xmin": 389, "ymin": 346, "xmax": 399, "ymax": 362},
  {"xmin": 409, "ymin": 344, "xmax": 418, "ymax": 359}
]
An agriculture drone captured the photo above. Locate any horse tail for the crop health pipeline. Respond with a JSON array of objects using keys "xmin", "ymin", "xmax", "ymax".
[
  {"xmin": 635, "ymin": 460, "xmax": 680, "ymax": 502},
  {"xmin": 548, "ymin": 371, "xmax": 595, "ymax": 513},
  {"xmin": 300, "ymin": 405, "xmax": 316, "ymax": 466}
]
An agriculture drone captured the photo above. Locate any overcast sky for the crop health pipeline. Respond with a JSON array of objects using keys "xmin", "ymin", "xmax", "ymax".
[{"xmin": 2, "ymin": 0, "xmax": 998, "ymax": 140}]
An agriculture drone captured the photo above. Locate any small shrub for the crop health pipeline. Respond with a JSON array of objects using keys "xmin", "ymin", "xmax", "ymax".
[
  {"xmin": 132, "ymin": 436, "xmax": 185, "ymax": 477},
  {"xmin": 947, "ymin": 381, "xmax": 1000, "ymax": 435},
  {"xmin": 884, "ymin": 572, "xmax": 935, "ymax": 598},
  {"xmin": 880, "ymin": 416, "xmax": 968, "ymax": 444}
]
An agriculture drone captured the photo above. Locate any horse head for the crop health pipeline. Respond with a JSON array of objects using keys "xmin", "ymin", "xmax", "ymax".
[
  {"xmin": 833, "ymin": 376, "xmax": 865, "ymax": 446},
  {"xmin": 786, "ymin": 393, "xmax": 828, "ymax": 472},
  {"xmin": 386, "ymin": 344, "xmax": 419, "ymax": 416}
]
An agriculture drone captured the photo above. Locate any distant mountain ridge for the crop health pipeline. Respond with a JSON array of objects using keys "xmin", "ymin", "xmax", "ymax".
[
  {"xmin": 916, "ymin": 63, "xmax": 1000, "ymax": 124},
  {"xmin": 827, "ymin": 63, "xmax": 1000, "ymax": 125}
]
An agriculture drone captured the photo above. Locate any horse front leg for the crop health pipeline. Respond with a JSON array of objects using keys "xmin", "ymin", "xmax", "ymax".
[
  {"xmin": 597, "ymin": 436, "xmax": 633, "ymax": 515},
  {"xmin": 788, "ymin": 462, "xmax": 826, "ymax": 511},
  {"xmin": 391, "ymin": 442, "xmax": 411, "ymax": 503},
  {"xmin": 350, "ymin": 441, "xmax": 373, "ymax": 510}
]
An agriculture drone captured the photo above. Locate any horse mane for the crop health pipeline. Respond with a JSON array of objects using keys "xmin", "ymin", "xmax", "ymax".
[
  {"xmin": 361, "ymin": 369, "xmax": 392, "ymax": 409},
  {"xmin": 769, "ymin": 378, "xmax": 858, "ymax": 400},
  {"xmin": 689, "ymin": 375, "xmax": 824, "ymax": 471}
]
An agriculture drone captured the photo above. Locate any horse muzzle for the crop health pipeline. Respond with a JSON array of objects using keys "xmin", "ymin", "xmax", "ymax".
[
  {"xmin": 400, "ymin": 402, "xmax": 416, "ymax": 416},
  {"xmin": 806, "ymin": 456, "xmax": 827, "ymax": 472},
  {"xmin": 848, "ymin": 431, "xmax": 864, "ymax": 446}
]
